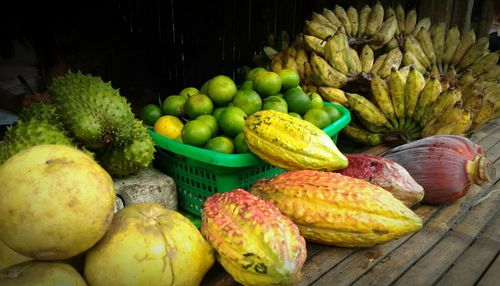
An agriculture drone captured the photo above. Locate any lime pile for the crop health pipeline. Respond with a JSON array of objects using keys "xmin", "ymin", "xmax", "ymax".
[{"xmin": 141, "ymin": 68, "xmax": 343, "ymax": 154}]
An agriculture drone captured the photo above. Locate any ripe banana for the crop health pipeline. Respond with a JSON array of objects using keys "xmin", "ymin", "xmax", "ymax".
[
  {"xmin": 303, "ymin": 35, "xmax": 326, "ymax": 57},
  {"xmin": 342, "ymin": 124, "xmax": 384, "ymax": 146},
  {"xmin": 403, "ymin": 51, "xmax": 427, "ymax": 74},
  {"xmin": 405, "ymin": 35, "xmax": 431, "ymax": 69},
  {"xmin": 271, "ymin": 52, "xmax": 284, "ymax": 72},
  {"xmin": 457, "ymin": 36, "xmax": 490, "ymax": 71},
  {"xmin": 310, "ymin": 53, "xmax": 348, "ymax": 88},
  {"xmin": 463, "ymin": 93, "xmax": 485, "ymax": 119},
  {"xmin": 324, "ymin": 37, "xmax": 349, "ymax": 75},
  {"xmin": 378, "ymin": 47, "xmax": 403, "ymax": 79},
  {"xmin": 318, "ymin": 87, "xmax": 348, "ymax": 105},
  {"xmin": 283, "ymin": 53, "xmax": 299, "ymax": 72},
  {"xmin": 347, "ymin": 6, "xmax": 359, "ymax": 38},
  {"xmin": 361, "ymin": 44, "xmax": 374, "ymax": 73},
  {"xmin": 386, "ymin": 38, "xmax": 399, "ymax": 50},
  {"xmin": 357, "ymin": 114, "xmax": 391, "ymax": 133},
  {"xmin": 404, "ymin": 67, "xmax": 426, "ymax": 120},
  {"xmin": 334, "ymin": 5, "xmax": 352, "ymax": 36},
  {"xmin": 451, "ymin": 29, "xmax": 476, "ymax": 67},
  {"xmin": 335, "ymin": 32, "xmax": 355, "ymax": 74},
  {"xmin": 412, "ymin": 17, "xmax": 431, "ymax": 36},
  {"xmin": 349, "ymin": 47, "xmax": 362, "ymax": 74},
  {"xmin": 305, "ymin": 20, "xmax": 336, "ymax": 40},
  {"xmin": 399, "ymin": 66, "xmax": 411, "ymax": 78},
  {"xmin": 384, "ymin": 7, "xmax": 396, "ymax": 20},
  {"xmin": 395, "ymin": 4, "xmax": 405, "ymax": 34},
  {"xmin": 371, "ymin": 16, "xmax": 398, "ymax": 48},
  {"xmin": 431, "ymin": 23, "xmax": 446, "ymax": 72},
  {"xmin": 389, "ymin": 68, "xmax": 406, "ymax": 126},
  {"xmin": 416, "ymin": 28, "xmax": 436, "ymax": 66},
  {"xmin": 413, "ymin": 75, "xmax": 442, "ymax": 122},
  {"xmin": 469, "ymin": 51, "xmax": 500, "ymax": 77},
  {"xmin": 451, "ymin": 110, "xmax": 472, "ymax": 134},
  {"xmin": 365, "ymin": 1, "xmax": 384, "ymax": 37},
  {"xmin": 371, "ymin": 53, "xmax": 387, "ymax": 75},
  {"xmin": 357, "ymin": 5, "xmax": 371, "ymax": 37},
  {"xmin": 458, "ymin": 69, "xmax": 475, "ymax": 88},
  {"xmin": 441, "ymin": 26, "xmax": 460, "ymax": 72},
  {"xmin": 371, "ymin": 76, "xmax": 398, "ymax": 128},
  {"xmin": 346, "ymin": 92, "xmax": 391, "ymax": 128},
  {"xmin": 470, "ymin": 99, "xmax": 495, "ymax": 130},
  {"xmin": 421, "ymin": 88, "xmax": 461, "ymax": 127},
  {"xmin": 404, "ymin": 9, "xmax": 417, "ymax": 34},
  {"xmin": 479, "ymin": 65, "xmax": 500, "ymax": 81},
  {"xmin": 422, "ymin": 105, "xmax": 462, "ymax": 136},
  {"xmin": 312, "ymin": 12, "xmax": 339, "ymax": 30},
  {"xmin": 322, "ymin": 8, "xmax": 343, "ymax": 28},
  {"xmin": 295, "ymin": 48, "xmax": 309, "ymax": 78}
]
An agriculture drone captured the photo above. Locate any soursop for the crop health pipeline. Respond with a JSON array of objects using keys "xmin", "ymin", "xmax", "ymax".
[
  {"xmin": 49, "ymin": 71, "xmax": 135, "ymax": 149},
  {"xmin": 97, "ymin": 119, "xmax": 155, "ymax": 177},
  {"xmin": 0, "ymin": 120, "xmax": 75, "ymax": 164},
  {"xmin": 18, "ymin": 103, "xmax": 61, "ymax": 125}
]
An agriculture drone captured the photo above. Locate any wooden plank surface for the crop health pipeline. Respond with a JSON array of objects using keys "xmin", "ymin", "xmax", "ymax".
[{"xmin": 203, "ymin": 118, "xmax": 500, "ymax": 286}]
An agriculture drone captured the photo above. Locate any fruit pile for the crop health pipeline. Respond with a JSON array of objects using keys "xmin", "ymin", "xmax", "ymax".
[
  {"xmin": 0, "ymin": 71, "xmax": 155, "ymax": 177},
  {"xmin": 267, "ymin": 1, "xmax": 499, "ymax": 146},
  {"xmin": 145, "ymin": 68, "xmax": 344, "ymax": 154}
]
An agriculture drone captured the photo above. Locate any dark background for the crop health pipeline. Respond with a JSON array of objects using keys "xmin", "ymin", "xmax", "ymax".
[{"xmin": 2, "ymin": 0, "xmax": 492, "ymax": 113}]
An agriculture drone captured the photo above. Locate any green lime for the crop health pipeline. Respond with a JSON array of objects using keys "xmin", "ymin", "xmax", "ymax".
[
  {"xmin": 197, "ymin": 114, "xmax": 219, "ymax": 137},
  {"xmin": 207, "ymin": 75, "xmax": 237, "ymax": 106},
  {"xmin": 262, "ymin": 96, "xmax": 288, "ymax": 113},
  {"xmin": 239, "ymin": 80, "xmax": 253, "ymax": 90},
  {"xmin": 234, "ymin": 132, "xmax": 250, "ymax": 153},
  {"xmin": 212, "ymin": 107, "xmax": 226, "ymax": 121},
  {"xmin": 218, "ymin": 106, "xmax": 247, "ymax": 137},
  {"xmin": 183, "ymin": 94, "xmax": 214, "ymax": 119},
  {"xmin": 181, "ymin": 120, "xmax": 213, "ymax": 147},
  {"xmin": 140, "ymin": 104, "xmax": 162, "ymax": 126},
  {"xmin": 323, "ymin": 105, "xmax": 342, "ymax": 122},
  {"xmin": 245, "ymin": 67, "xmax": 267, "ymax": 81},
  {"xmin": 278, "ymin": 69, "xmax": 300, "ymax": 91},
  {"xmin": 162, "ymin": 95, "xmax": 187, "ymax": 117},
  {"xmin": 253, "ymin": 71, "xmax": 282, "ymax": 98},
  {"xmin": 283, "ymin": 87, "xmax": 311, "ymax": 115},
  {"xmin": 288, "ymin": 112, "xmax": 302, "ymax": 119},
  {"xmin": 231, "ymin": 89, "xmax": 262, "ymax": 116},
  {"xmin": 303, "ymin": 108, "xmax": 332, "ymax": 129},
  {"xmin": 204, "ymin": 136, "xmax": 234, "ymax": 154},
  {"xmin": 179, "ymin": 87, "xmax": 199, "ymax": 98},
  {"xmin": 309, "ymin": 92, "xmax": 324, "ymax": 109},
  {"xmin": 200, "ymin": 79, "xmax": 211, "ymax": 94}
]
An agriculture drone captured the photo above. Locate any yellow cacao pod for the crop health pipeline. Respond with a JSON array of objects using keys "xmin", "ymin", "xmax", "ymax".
[
  {"xmin": 251, "ymin": 170, "xmax": 423, "ymax": 247},
  {"xmin": 244, "ymin": 110, "xmax": 348, "ymax": 171}
]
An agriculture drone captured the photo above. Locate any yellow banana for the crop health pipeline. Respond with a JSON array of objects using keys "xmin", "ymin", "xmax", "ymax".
[
  {"xmin": 361, "ymin": 44, "xmax": 374, "ymax": 73},
  {"xmin": 442, "ymin": 26, "xmax": 461, "ymax": 72},
  {"xmin": 303, "ymin": 62, "xmax": 313, "ymax": 85},
  {"xmin": 334, "ymin": 5, "xmax": 352, "ymax": 36},
  {"xmin": 371, "ymin": 16, "xmax": 398, "ymax": 48},
  {"xmin": 445, "ymin": 65, "xmax": 458, "ymax": 87},
  {"xmin": 421, "ymin": 88, "xmax": 462, "ymax": 127},
  {"xmin": 349, "ymin": 47, "xmax": 362, "ymax": 74},
  {"xmin": 271, "ymin": 52, "xmax": 284, "ymax": 72},
  {"xmin": 335, "ymin": 32, "xmax": 355, "ymax": 74},
  {"xmin": 285, "ymin": 46, "xmax": 297, "ymax": 59},
  {"xmin": 404, "ymin": 35, "xmax": 431, "ymax": 69},
  {"xmin": 342, "ymin": 124, "xmax": 384, "ymax": 146},
  {"xmin": 378, "ymin": 47, "xmax": 403, "ymax": 79},
  {"xmin": 310, "ymin": 53, "xmax": 348, "ymax": 88},
  {"xmin": 303, "ymin": 35, "xmax": 326, "ymax": 57},
  {"xmin": 357, "ymin": 5, "xmax": 371, "ymax": 37},
  {"xmin": 451, "ymin": 111, "xmax": 472, "ymax": 134},
  {"xmin": 469, "ymin": 51, "xmax": 500, "ymax": 77},
  {"xmin": 463, "ymin": 93, "xmax": 484, "ymax": 119},
  {"xmin": 431, "ymin": 22, "xmax": 446, "ymax": 72},
  {"xmin": 386, "ymin": 38, "xmax": 399, "ymax": 50},
  {"xmin": 357, "ymin": 114, "xmax": 391, "ymax": 133},
  {"xmin": 412, "ymin": 17, "xmax": 431, "ymax": 35},
  {"xmin": 458, "ymin": 69, "xmax": 474, "ymax": 88},
  {"xmin": 457, "ymin": 37, "xmax": 490, "ymax": 71},
  {"xmin": 312, "ymin": 12, "xmax": 339, "ymax": 30},
  {"xmin": 347, "ymin": 6, "xmax": 359, "ymax": 38},
  {"xmin": 395, "ymin": 4, "xmax": 405, "ymax": 34},
  {"xmin": 451, "ymin": 29, "xmax": 476, "ymax": 67},
  {"xmin": 322, "ymin": 8, "xmax": 343, "ymax": 28},
  {"xmin": 461, "ymin": 82, "xmax": 483, "ymax": 104},
  {"xmin": 283, "ymin": 53, "xmax": 299, "ymax": 72},
  {"xmin": 305, "ymin": 20, "xmax": 336, "ymax": 40},
  {"xmin": 371, "ymin": 75, "xmax": 398, "ymax": 128},
  {"xmin": 365, "ymin": 1, "xmax": 384, "ymax": 37},
  {"xmin": 324, "ymin": 37, "xmax": 349, "ymax": 75},
  {"xmin": 479, "ymin": 65, "xmax": 500, "ymax": 81},
  {"xmin": 416, "ymin": 28, "xmax": 436, "ymax": 66},
  {"xmin": 385, "ymin": 7, "xmax": 396, "ymax": 20},
  {"xmin": 403, "ymin": 51, "xmax": 427, "ymax": 74},
  {"xmin": 370, "ymin": 53, "xmax": 387, "ymax": 75},
  {"xmin": 404, "ymin": 9, "xmax": 417, "ymax": 34},
  {"xmin": 405, "ymin": 67, "xmax": 426, "ymax": 120},
  {"xmin": 295, "ymin": 49, "xmax": 309, "ymax": 76},
  {"xmin": 424, "ymin": 106, "xmax": 462, "ymax": 136},
  {"xmin": 389, "ymin": 68, "xmax": 406, "ymax": 125},
  {"xmin": 414, "ymin": 75, "xmax": 442, "ymax": 122},
  {"xmin": 346, "ymin": 92, "xmax": 391, "ymax": 128},
  {"xmin": 470, "ymin": 99, "xmax": 495, "ymax": 130},
  {"xmin": 399, "ymin": 66, "xmax": 411, "ymax": 78},
  {"xmin": 318, "ymin": 87, "xmax": 348, "ymax": 105}
]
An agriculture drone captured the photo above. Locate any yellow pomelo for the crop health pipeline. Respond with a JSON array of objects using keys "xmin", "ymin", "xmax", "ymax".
[
  {"xmin": 84, "ymin": 203, "xmax": 214, "ymax": 286},
  {"xmin": 0, "ymin": 145, "xmax": 115, "ymax": 260},
  {"xmin": 0, "ymin": 240, "xmax": 32, "ymax": 271},
  {"xmin": 0, "ymin": 261, "xmax": 87, "ymax": 286}
]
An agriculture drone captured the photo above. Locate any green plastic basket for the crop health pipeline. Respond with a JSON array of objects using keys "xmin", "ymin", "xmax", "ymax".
[{"xmin": 150, "ymin": 103, "xmax": 351, "ymax": 225}]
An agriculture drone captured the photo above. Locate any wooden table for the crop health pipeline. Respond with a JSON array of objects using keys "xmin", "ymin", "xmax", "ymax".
[{"xmin": 202, "ymin": 118, "xmax": 500, "ymax": 286}]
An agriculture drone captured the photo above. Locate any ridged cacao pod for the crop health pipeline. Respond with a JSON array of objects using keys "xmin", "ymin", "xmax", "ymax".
[
  {"xmin": 244, "ymin": 110, "xmax": 348, "ymax": 171},
  {"xmin": 251, "ymin": 170, "xmax": 422, "ymax": 247},
  {"xmin": 201, "ymin": 189, "xmax": 306, "ymax": 286}
]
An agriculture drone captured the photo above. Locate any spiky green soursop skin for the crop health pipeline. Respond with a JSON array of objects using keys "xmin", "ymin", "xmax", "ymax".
[
  {"xmin": 97, "ymin": 120, "xmax": 155, "ymax": 177},
  {"xmin": 0, "ymin": 121, "xmax": 75, "ymax": 164},
  {"xmin": 18, "ymin": 103, "xmax": 61, "ymax": 126},
  {"xmin": 49, "ymin": 71, "xmax": 135, "ymax": 149}
]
